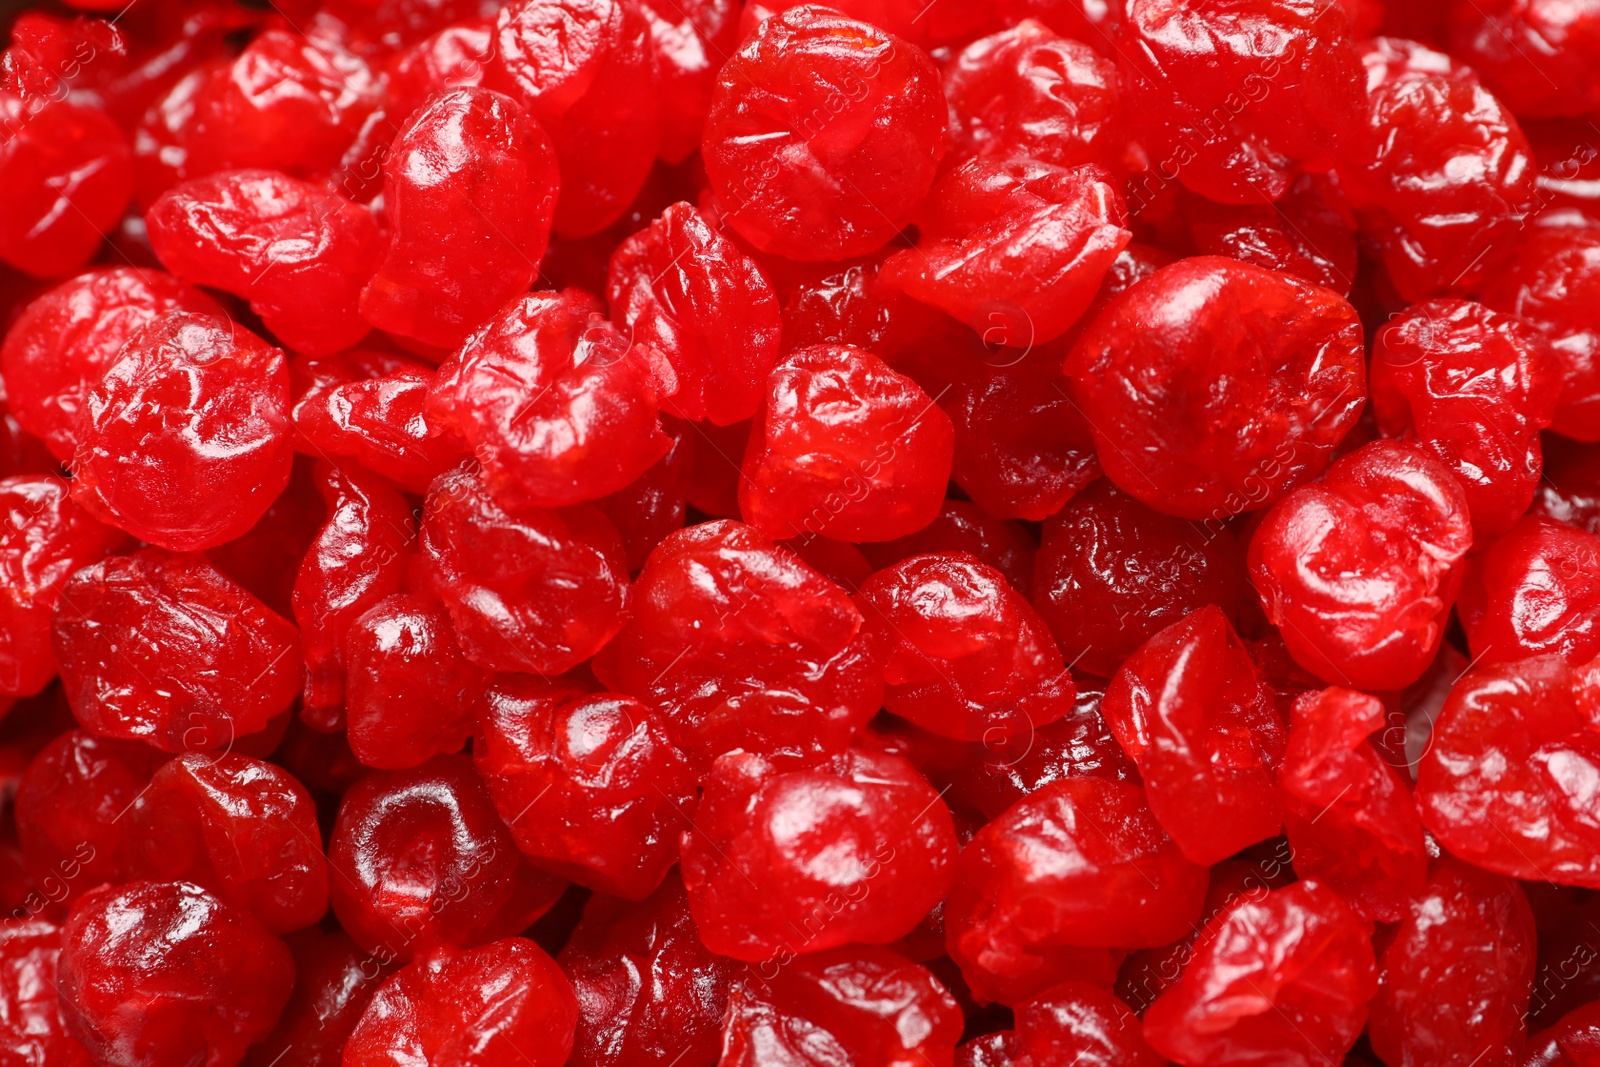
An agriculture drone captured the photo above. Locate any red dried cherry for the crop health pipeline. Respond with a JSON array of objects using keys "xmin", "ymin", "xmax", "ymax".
[
  {"xmin": 359, "ymin": 88, "xmax": 560, "ymax": 351},
  {"xmin": 343, "ymin": 937, "xmax": 578, "ymax": 1067},
  {"xmin": 1371, "ymin": 298, "xmax": 1564, "ymax": 539},
  {"xmin": 1101, "ymin": 605, "xmax": 1286, "ymax": 864},
  {"xmin": 14, "ymin": 730, "xmax": 165, "ymax": 911},
  {"xmin": 242, "ymin": 928, "xmax": 387, "ymax": 1067},
  {"xmin": 943, "ymin": 777, "xmax": 1207, "ymax": 1005},
  {"xmin": 857, "ymin": 552, "xmax": 1075, "ymax": 742},
  {"xmin": 182, "ymin": 29, "xmax": 379, "ymax": 183},
  {"xmin": 69, "ymin": 311, "xmax": 293, "ymax": 552},
  {"xmin": 944, "ymin": 19, "xmax": 1126, "ymax": 174},
  {"xmin": 559, "ymin": 871, "xmax": 739, "ymax": 1067},
  {"xmin": 426, "ymin": 290, "xmax": 674, "ymax": 510},
  {"xmin": 487, "ymin": 0, "xmax": 659, "ymax": 236},
  {"xmin": 58, "ymin": 880, "xmax": 294, "ymax": 1067},
  {"xmin": 126, "ymin": 752, "xmax": 328, "ymax": 933},
  {"xmin": 1277, "ymin": 687, "xmax": 1428, "ymax": 922},
  {"xmin": 475, "ymin": 678, "xmax": 697, "ymax": 899},
  {"xmin": 884, "ymin": 159, "xmax": 1131, "ymax": 344},
  {"xmin": 1247, "ymin": 439, "xmax": 1474, "ymax": 691},
  {"xmin": 0, "ymin": 268, "xmax": 220, "ymax": 461},
  {"xmin": 0, "ymin": 101, "xmax": 133, "ymax": 279},
  {"xmin": 52, "ymin": 549, "xmax": 303, "ymax": 754},
  {"xmin": 291, "ymin": 461, "xmax": 414, "ymax": 725},
  {"xmin": 1142, "ymin": 880, "xmax": 1377, "ymax": 1067},
  {"xmin": 295, "ymin": 366, "xmax": 470, "ymax": 494},
  {"xmin": 1446, "ymin": 0, "xmax": 1600, "ymax": 117},
  {"xmin": 702, "ymin": 7, "xmax": 946, "ymax": 261},
  {"xmin": 1014, "ymin": 981, "xmax": 1164, "ymax": 1067},
  {"xmin": 1482, "ymin": 224, "xmax": 1600, "ymax": 442},
  {"xmin": 720, "ymin": 945, "xmax": 963, "ymax": 1067},
  {"xmin": 1367, "ymin": 857, "xmax": 1538, "ymax": 1067},
  {"xmin": 1415, "ymin": 653, "xmax": 1600, "ymax": 887},
  {"xmin": 638, "ymin": 0, "xmax": 740, "ymax": 164},
  {"xmin": 327, "ymin": 754, "xmax": 565, "ymax": 963},
  {"xmin": 1065, "ymin": 256, "xmax": 1367, "ymax": 520},
  {"xmin": 591, "ymin": 520, "xmax": 883, "ymax": 770},
  {"xmin": 607, "ymin": 201, "xmax": 782, "ymax": 426},
  {"xmin": 0, "ymin": 475, "xmax": 124, "ymax": 697},
  {"xmin": 1114, "ymin": 0, "xmax": 1365, "ymax": 204},
  {"xmin": 146, "ymin": 169, "xmax": 384, "ymax": 356},
  {"xmin": 0, "ymin": 918, "xmax": 92, "ymax": 1067},
  {"xmin": 418, "ymin": 466, "xmax": 631, "ymax": 675},
  {"xmin": 739, "ymin": 344, "xmax": 954, "ymax": 543},
  {"xmin": 1032, "ymin": 479, "xmax": 1247, "ymax": 679},
  {"xmin": 1183, "ymin": 175, "xmax": 1359, "ymax": 295},
  {"xmin": 681, "ymin": 746, "xmax": 957, "ymax": 962},
  {"xmin": 863, "ymin": 500, "xmax": 1037, "ymax": 595},
  {"xmin": 1459, "ymin": 516, "xmax": 1600, "ymax": 666},
  {"xmin": 343, "ymin": 594, "xmax": 488, "ymax": 770},
  {"xmin": 1343, "ymin": 38, "xmax": 1538, "ymax": 299},
  {"xmin": 599, "ymin": 417, "xmax": 693, "ymax": 572}
]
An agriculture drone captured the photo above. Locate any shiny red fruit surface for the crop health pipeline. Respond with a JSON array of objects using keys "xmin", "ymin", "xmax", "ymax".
[{"xmin": 4, "ymin": 3, "xmax": 1597, "ymax": 1062}]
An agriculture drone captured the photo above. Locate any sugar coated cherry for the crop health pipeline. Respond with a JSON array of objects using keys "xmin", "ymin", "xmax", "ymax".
[
  {"xmin": 1248, "ymin": 439, "xmax": 1474, "ymax": 691},
  {"xmin": 145, "ymin": 169, "xmax": 384, "ymax": 356},
  {"xmin": 680, "ymin": 746, "xmax": 956, "ymax": 962},
  {"xmin": 1114, "ymin": 0, "xmax": 1366, "ymax": 204},
  {"xmin": 720, "ymin": 945, "xmax": 963, "ymax": 1067},
  {"xmin": 857, "ymin": 552, "xmax": 1075, "ymax": 741},
  {"xmin": 1371, "ymin": 298, "xmax": 1563, "ymax": 539},
  {"xmin": 1367, "ymin": 857, "xmax": 1538, "ymax": 1067},
  {"xmin": 70, "ymin": 311, "xmax": 293, "ymax": 552},
  {"xmin": 1066, "ymin": 256, "xmax": 1367, "ymax": 520},
  {"xmin": 57, "ymin": 880, "xmax": 294, "ymax": 1067},
  {"xmin": 1143, "ymin": 880, "xmax": 1377, "ymax": 1067},
  {"xmin": 1460, "ymin": 516, "xmax": 1600, "ymax": 666},
  {"xmin": 607, "ymin": 201, "xmax": 782, "ymax": 426},
  {"xmin": 52, "ymin": 549, "xmax": 303, "ymax": 753},
  {"xmin": 475, "ymin": 679, "xmax": 697, "ymax": 899},
  {"xmin": 0, "ymin": 268, "xmax": 221, "ymax": 461},
  {"xmin": 0, "ymin": 475, "xmax": 124, "ymax": 697},
  {"xmin": 328, "ymin": 754, "xmax": 566, "ymax": 963},
  {"xmin": 944, "ymin": 777, "xmax": 1208, "ymax": 1005},
  {"xmin": 740, "ymin": 344, "xmax": 954, "ymax": 543},
  {"xmin": 591, "ymin": 520, "xmax": 883, "ymax": 770},
  {"xmin": 1031, "ymin": 478, "xmax": 1247, "ymax": 679},
  {"xmin": 359, "ymin": 87, "xmax": 560, "ymax": 351},
  {"xmin": 427, "ymin": 289, "xmax": 674, "ymax": 511},
  {"xmin": 343, "ymin": 937, "xmax": 578, "ymax": 1067},
  {"xmin": 559, "ymin": 872, "xmax": 739, "ymax": 1067},
  {"xmin": 702, "ymin": 7, "xmax": 947, "ymax": 261},
  {"xmin": 125, "ymin": 752, "xmax": 328, "ymax": 933},
  {"xmin": 1101, "ymin": 605, "xmax": 1286, "ymax": 864},
  {"xmin": 1277, "ymin": 687, "xmax": 1428, "ymax": 922},
  {"xmin": 1416, "ymin": 654, "xmax": 1600, "ymax": 887},
  {"xmin": 418, "ymin": 465, "xmax": 631, "ymax": 675}
]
